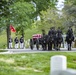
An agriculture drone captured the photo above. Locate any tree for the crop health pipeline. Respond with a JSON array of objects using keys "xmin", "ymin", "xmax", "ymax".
[
  {"xmin": 24, "ymin": 0, "xmax": 57, "ymax": 20},
  {"xmin": 0, "ymin": 0, "xmax": 57, "ymax": 48},
  {"xmin": 63, "ymin": 0, "xmax": 76, "ymax": 35},
  {"xmin": 0, "ymin": 0, "xmax": 15, "ymax": 48},
  {"xmin": 34, "ymin": 8, "xmax": 65, "ymax": 34},
  {"xmin": 10, "ymin": 1, "xmax": 35, "ymax": 37},
  {"xmin": 0, "ymin": 0, "xmax": 35, "ymax": 48}
]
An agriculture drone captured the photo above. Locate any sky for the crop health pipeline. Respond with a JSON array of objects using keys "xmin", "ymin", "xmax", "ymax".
[{"xmin": 56, "ymin": 0, "xmax": 65, "ymax": 10}]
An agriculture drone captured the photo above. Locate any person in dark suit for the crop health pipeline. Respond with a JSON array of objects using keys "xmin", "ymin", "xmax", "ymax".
[
  {"xmin": 65, "ymin": 27, "xmax": 74, "ymax": 50},
  {"xmin": 48, "ymin": 27, "xmax": 57, "ymax": 50},
  {"xmin": 56, "ymin": 27, "xmax": 63, "ymax": 50},
  {"xmin": 20, "ymin": 36, "xmax": 24, "ymax": 49},
  {"xmin": 14, "ymin": 36, "xmax": 19, "ymax": 49},
  {"xmin": 9, "ymin": 36, "xmax": 13, "ymax": 49}
]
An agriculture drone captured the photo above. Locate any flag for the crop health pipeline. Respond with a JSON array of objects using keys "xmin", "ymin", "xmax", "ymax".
[{"xmin": 10, "ymin": 25, "xmax": 16, "ymax": 32}]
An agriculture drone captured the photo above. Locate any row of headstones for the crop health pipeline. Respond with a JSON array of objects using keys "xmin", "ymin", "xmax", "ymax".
[{"xmin": 51, "ymin": 55, "xmax": 76, "ymax": 75}]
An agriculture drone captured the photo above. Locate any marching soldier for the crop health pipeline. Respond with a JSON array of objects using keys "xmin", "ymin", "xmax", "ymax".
[
  {"xmin": 56, "ymin": 27, "xmax": 62, "ymax": 35},
  {"xmin": 66, "ymin": 26, "xmax": 73, "ymax": 36},
  {"xmin": 56, "ymin": 27, "xmax": 63, "ymax": 50},
  {"xmin": 20, "ymin": 36, "xmax": 24, "ymax": 49},
  {"xmin": 48, "ymin": 27, "xmax": 53, "ymax": 50},
  {"xmin": 66, "ymin": 26, "xmax": 74, "ymax": 41},
  {"xmin": 41, "ymin": 29, "xmax": 48, "ymax": 50},
  {"xmin": 14, "ymin": 36, "xmax": 19, "ymax": 49},
  {"xmin": 9, "ymin": 36, "xmax": 13, "ymax": 49},
  {"xmin": 48, "ymin": 27, "xmax": 57, "ymax": 50},
  {"xmin": 65, "ymin": 27, "xmax": 74, "ymax": 50},
  {"xmin": 52, "ymin": 27, "xmax": 57, "ymax": 50}
]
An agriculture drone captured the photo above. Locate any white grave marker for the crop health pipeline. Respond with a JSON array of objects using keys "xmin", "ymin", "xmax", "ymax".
[
  {"xmin": 51, "ymin": 55, "xmax": 67, "ymax": 73},
  {"xmin": 51, "ymin": 69, "xmax": 76, "ymax": 75}
]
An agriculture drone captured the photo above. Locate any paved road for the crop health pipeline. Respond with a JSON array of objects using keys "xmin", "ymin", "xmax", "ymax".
[{"xmin": 0, "ymin": 48, "xmax": 76, "ymax": 54}]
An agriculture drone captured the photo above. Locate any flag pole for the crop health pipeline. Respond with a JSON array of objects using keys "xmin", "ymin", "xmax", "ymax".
[{"xmin": 6, "ymin": 24, "xmax": 11, "ymax": 49}]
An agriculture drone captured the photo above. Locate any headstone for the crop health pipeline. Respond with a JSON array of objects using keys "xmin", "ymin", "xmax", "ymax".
[
  {"xmin": 51, "ymin": 55, "xmax": 67, "ymax": 74},
  {"xmin": 51, "ymin": 69, "xmax": 76, "ymax": 75},
  {"xmin": 61, "ymin": 69, "xmax": 76, "ymax": 75}
]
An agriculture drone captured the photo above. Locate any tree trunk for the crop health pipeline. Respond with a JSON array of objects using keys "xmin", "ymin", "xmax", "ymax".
[
  {"xmin": 21, "ymin": 28, "xmax": 24, "ymax": 37},
  {"xmin": 6, "ymin": 25, "xmax": 11, "ymax": 49}
]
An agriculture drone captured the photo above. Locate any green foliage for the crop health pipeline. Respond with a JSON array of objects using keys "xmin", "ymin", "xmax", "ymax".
[
  {"xmin": 1, "ymin": 0, "xmax": 76, "ymax": 47},
  {"xmin": 0, "ymin": 0, "xmax": 57, "ymax": 33},
  {"xmin": 64, "ymin": 0, "xmax": 76, "ymax": 18},
  {"xmin": 11, "ymin": 2, "xmax": 35, "ymax": 20},
  {"xmin": 25, "ymin": 0, "xmax": 57, "ymax": 19},
  {"xmin": 9, "ymin": 1, "xmax": 35, "ymax": 35},
  {"xmin": 0, "ymin": 0, "xmax": 14, "ymax": 17},
  {"xmin": 63, "ymin": 0, "xmax": 76, "ymax": 35},
  {"xmin": 36, "ymin": 8, "xmax": 65, "ymax": 34},
  {"xmin": 0, "ymin": 31, "xmax": 7, "ymax": 49},
  {"xmin": 24, "ymin": 26, "xmax": 41, "ymax": 40},
  {"xmin": 0, "ymin": 0, "xmax": 15, "ymax": 31},
  {"xmin": 0, "ymin": 52, "xmax": 76, "ymax": 75},
  {"xmin": 0, "ymin": 50, "xmax": 7, "ymax": 52}
]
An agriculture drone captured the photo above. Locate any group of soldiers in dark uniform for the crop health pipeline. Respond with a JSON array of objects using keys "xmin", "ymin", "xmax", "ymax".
[
  {"xmin": 9, "ymin": 36, "xmax": 24, "ymax": 49},
  {"xmin": 41, "ymin": 26, "xmax": 74, "ymax": 51},
  {"xmin": 48, "ymin": 27, "xmax": 63, "ymax": 50}
]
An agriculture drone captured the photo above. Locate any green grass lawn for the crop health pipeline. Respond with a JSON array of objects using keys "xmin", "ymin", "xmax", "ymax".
[
  {"xmin": 0, "ymin": 52, "xmax": 76, "ymax": 75},
  {"xmin": 0, "ymin": 50, "xmax": 7, "ymax": 52}
]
